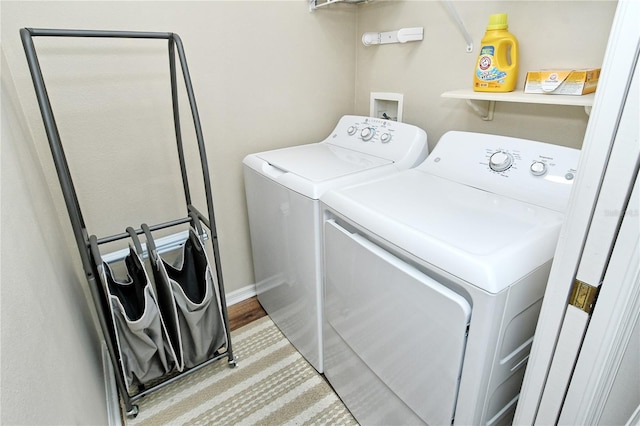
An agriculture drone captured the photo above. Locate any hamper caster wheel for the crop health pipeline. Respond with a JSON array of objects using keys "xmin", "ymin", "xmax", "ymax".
[
  {"xmin": 126, "ymin": 404, "xmax": 139, "ymax": 419},
  {"xmin": 228, "ymin": 356, "xmax": 238, "ymax": 368}
]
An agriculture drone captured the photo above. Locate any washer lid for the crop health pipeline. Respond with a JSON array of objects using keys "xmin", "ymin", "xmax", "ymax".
[
  {"xmin": 255, "ymin": 143, "xmax": 392, "ymax": 182},
  {"xmin": 321, "ymin": 169, "xmax": 565, "ymax": 293}
]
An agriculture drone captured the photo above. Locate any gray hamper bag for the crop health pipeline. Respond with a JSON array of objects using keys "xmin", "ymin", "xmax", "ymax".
[
  {"xmin": 97, "ymin": 246, "xmax": 178, "ymax": 392},
  {"xmin": 146, "ymin": 227, "xmax": 227, "ymax": 369}
]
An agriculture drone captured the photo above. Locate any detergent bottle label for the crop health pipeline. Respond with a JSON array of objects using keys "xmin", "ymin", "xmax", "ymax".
[{"xmin": 475, "ymin": 46, "xmax": 507, "ymax": 84}]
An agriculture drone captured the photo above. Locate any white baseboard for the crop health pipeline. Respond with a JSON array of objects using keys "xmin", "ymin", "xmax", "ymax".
[
  {"xmin": 225, "ymin": 283, "xmax": 257, "ymax": 306},
  {"xmin": 102, "ymin": 230, "xmax": 195, "ymax": 263}
]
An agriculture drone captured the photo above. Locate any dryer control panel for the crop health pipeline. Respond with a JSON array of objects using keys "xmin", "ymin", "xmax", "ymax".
[
  {"xmin": 421, "ymin": 131, "xmax": 581, "ymax": 212},
  {"xmin": 324, "ymin": 116, "xmax": 428, "ymax": 170},
  {"xmin": 484, "ymin": 148, "xmax": 576, "ymax": 181}
]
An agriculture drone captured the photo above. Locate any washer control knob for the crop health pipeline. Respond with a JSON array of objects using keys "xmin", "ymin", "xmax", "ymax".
[
  {"xmin": 347, "ymin": 125, "xmax": 357, "ymax": 136},
  {"xmin": 380, "ymin": 133, "xmax": 392, "ymax": 144},
  {"xmin": 489, "ymin": 151, "xmax": 514, "ymax": 172},
  {"xmin": 530, "ymin": 161, "xmax": 547, "ymax": 176},
  {"xmin": 360, "ymin": 127, "xmax": 375, "ymax": 141}
]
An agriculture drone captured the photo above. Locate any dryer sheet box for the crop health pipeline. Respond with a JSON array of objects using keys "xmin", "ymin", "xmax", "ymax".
[{"xmin": 524, "ymin": 68, "xmax": 600, "ymax": 95}]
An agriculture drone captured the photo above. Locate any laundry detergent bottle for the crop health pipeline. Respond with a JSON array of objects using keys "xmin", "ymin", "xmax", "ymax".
[{"xmin": 473, "ymin": 13, "xmax": 519, "ymax": 92}]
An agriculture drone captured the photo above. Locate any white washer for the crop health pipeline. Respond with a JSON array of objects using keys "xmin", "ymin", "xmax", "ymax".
[
  {"xmin": 321, "ymin": 131, "xmax": 580, "ymax": 425},
  {"xmin": 243, "ymin": 115, "xmax": 427, "ymax": 372}
]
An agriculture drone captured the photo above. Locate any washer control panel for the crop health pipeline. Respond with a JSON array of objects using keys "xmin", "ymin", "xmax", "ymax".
[
  {"xmin": 324, "ymin": 116, "xmax": 428, "ymax": 169},
  {"xmin": 423, "ymin": 131, "xmax": 581, "ymax": 212},
  {"xmin": 340, "ymin": 118, "xmax": 397, "ymax": 145}
]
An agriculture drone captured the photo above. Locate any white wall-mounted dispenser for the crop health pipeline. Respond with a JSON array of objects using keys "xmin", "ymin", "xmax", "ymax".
[{"xmin": 362, "ymin": 27, "xmax": 423, "ymax": 46}]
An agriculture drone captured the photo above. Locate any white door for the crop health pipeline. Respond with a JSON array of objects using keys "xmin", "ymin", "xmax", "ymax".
[
  {"xmin": 558, "ymin": 164, "xmax": 640, "ymax": 425},
  {"xmin": 514, "ymin": 1, "xmax": 640, "ymax": 424},
  {"xmin": 537, "ymin": 45, "xmax": 639, "ymax": 426}
]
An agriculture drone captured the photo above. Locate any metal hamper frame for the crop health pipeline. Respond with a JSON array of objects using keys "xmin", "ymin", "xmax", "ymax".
[{"xmin": 20, "ymin": 28, "xmax": 236, "ymax": 417}]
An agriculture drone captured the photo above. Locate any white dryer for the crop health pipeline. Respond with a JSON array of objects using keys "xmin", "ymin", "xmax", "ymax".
[
  {"xmin": 243, "ymin": 116, "xmax": 427, "ymax": 372},
  {"xmin": 321, "ymin": 131, "xmax": 580, "ymax": 425}
]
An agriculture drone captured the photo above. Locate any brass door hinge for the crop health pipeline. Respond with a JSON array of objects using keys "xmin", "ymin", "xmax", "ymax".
[{"xmin": 569, "ymin": 280, "xmax": 600, "ymax": 314}]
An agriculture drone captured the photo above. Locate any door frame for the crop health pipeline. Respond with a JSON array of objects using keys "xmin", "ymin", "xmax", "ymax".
[{"xmin": 514, "ymin": 1, "xmax": 640, "ymax": 423}]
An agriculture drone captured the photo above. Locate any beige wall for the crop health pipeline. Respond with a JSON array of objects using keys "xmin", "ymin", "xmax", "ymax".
[
  {"xmin": 0, "ymin": 1, "xmax": 617, "ymax": 424},
  {"xmin": 2, "ymin": 0, "xmax": 357, "ymax": 294},
  {"xmin": 1, "ymin": 1, "xmax": 356, "ymax": 423},
  {"xmin": 1, "ymin": 52, "xmax": 107, "ymax": 424}
]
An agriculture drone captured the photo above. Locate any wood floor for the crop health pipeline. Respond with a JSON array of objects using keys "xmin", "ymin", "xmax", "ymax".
[
  {"xmin": 227, "ymin": 296, "xmax": 267, "ymax": 331},
  {"xmin": 226, "ymin": 297, "xmax": 335, "ymax": 387}
]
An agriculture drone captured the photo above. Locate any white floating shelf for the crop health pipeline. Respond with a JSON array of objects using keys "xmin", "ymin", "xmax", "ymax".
[
  {"xmin": 442, "ymin": 89, "xmax": 595, "ymax": 106},
  {"xmin": 442, "ymin": 89, "xmax": 595, "ymax": 121}
]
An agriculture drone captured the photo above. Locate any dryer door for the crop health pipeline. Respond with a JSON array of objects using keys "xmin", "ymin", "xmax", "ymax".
[{"xmin": 324, "ymin": 219, "xmax": 472, "ymax": 425}]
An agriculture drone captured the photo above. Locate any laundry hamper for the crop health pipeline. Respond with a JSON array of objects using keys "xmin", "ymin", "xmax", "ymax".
[
  {"xmin": 92, "ymin": 241, "xmax": 178, "ymax": 392},
  {"xmin": 143, "ymin": 223, "xmax": 228, "ymax": 370},
  {"xmin": 20, "ymin": 28, "xmax": 236, "ymax": 417}
]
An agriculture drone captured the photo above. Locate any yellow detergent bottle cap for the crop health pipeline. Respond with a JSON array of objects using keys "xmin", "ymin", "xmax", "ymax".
[{"xmin": 487, "ymin": 13, "xmax": 508, "ymax": 30}]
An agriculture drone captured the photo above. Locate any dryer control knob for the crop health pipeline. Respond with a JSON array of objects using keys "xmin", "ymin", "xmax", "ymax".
[
  {"xmin": 489, "ymin": 151, "xmax": 513, "ymax": 172},
  {"xmin": 347, "ymin": 125, "xmax": 357, "ymax": 136},
  {"xmin": 360, "ymin": 127, "xmax": 375, "ymax": 141},
  {"xmin": 380, "ymin": 133, "xmax": 392, "ymax": 143},
  {"xmin": 530, "ymin": 161, "xmax": 547, "ymax": 176}
]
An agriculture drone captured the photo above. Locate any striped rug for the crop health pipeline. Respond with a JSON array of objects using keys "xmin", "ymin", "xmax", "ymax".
[{"xmin": 127, "ymin": 316, "xmax": 358, "ymax": 425}]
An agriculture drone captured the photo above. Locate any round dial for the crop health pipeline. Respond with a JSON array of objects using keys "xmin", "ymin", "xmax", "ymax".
[
  {"xmin": 380, "ymin": 133, "xmax": 392, "ymax": 143},
  {"xmin": 530, "ymin": 161, "xmax": 547, "ymax": 176},
  {"xmin": 360, "ymin": 127, "xmax": 375, "ymax": 141},
  {"xmin": 347, "ymin": 125, "xmax": 357, "ymax": 136},
  {"xmin": 489, "ymin": 151, "xmax": 514, "ymax": 172}
]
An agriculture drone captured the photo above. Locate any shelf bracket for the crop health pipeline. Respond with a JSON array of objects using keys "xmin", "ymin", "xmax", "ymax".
[
  {"xmin": 441, "ymin": 0, "xmax": 474, "ymax": 53},
  {"xmin": 465, "ymin": 99, "xmax": 495, "ymax": 121},
  {"xmin": 584, "ymin": 105, "xmax": 592, "ymax": 116}
]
